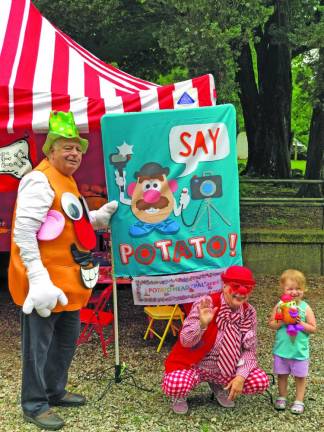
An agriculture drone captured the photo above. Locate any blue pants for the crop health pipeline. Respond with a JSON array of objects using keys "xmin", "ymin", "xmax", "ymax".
[{"xmin": 21, "ymin": 310, "xmax": 80, "ymax": 416}]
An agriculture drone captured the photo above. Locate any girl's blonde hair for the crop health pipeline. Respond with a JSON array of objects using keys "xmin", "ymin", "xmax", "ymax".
[{"xmin": 279, "ymin": 269, "xmax": 307, "ymax": 292}]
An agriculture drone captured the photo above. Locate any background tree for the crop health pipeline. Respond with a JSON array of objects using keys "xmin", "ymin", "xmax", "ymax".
[
  {"xmin": 34, "ymin": 0, "xmax": 323, "ymax": 183},
  {"xmin": 291, "ymin": 56, "xmax": 313, "ymax": 146},
  {"xmin": 298, "ymin": 48, "xmax": 324, "ymax": 197},
  {"xmin": 33, "ymin": 0, "xmax": 170, "ymax": 79}
]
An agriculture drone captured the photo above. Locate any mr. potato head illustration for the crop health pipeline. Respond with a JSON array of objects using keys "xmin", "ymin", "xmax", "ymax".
[{"xmin": 115, "ymin": 162, "xmax": 190, "ymax": 237}]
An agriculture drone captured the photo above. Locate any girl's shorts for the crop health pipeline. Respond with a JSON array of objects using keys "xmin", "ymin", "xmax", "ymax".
[{"xmin": 273, "ymin": 355, "xmax": 309, "ymax": 377}]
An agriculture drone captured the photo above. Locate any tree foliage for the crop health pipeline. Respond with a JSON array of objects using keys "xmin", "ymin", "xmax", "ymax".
[
  {"xmin": 33, "ymin": 0, "xmax": 324, "ymax": 184},
  {"xmin": 33, "ymin": 0, "xmax": 170, "ymax": 79}
]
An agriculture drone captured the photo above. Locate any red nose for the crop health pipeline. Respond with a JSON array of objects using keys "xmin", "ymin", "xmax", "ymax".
[{"xmin": 143, "ymin": 190, "xmax": 160, "ymax": 203}]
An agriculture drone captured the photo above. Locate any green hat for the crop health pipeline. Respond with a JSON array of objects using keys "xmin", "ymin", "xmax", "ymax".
[{"xmin": 42, "ymin": 111, "xmax": 88, "ymax": 155}]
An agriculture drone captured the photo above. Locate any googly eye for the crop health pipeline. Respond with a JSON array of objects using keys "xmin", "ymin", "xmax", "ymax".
[
  {"xmin": 80, "ymin": 196, "xmax": 91, "ymax": 222},
  {"xmin": 61, "ymin": 192, "xmax": 83, "ymax": 220}
]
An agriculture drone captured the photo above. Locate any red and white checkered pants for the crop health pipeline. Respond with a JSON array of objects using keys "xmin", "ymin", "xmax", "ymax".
[{"xmin": 162, "ymin": 367, "xmax": 269, "ymax": 398}]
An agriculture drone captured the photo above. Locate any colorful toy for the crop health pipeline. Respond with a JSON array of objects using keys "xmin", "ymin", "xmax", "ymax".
[{"xmin": 275, "ymin": 294, "xmax": 304, "ymax": 337}]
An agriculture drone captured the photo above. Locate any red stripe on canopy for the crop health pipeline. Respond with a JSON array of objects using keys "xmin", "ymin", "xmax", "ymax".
[
  {"xmin": 157, "ymin": 84, "xmax": 175, "ymax": 110},
  {"xmin": 84, "ymin": 63, "xmax": 105, "ymax": 129},
  {"xmin": 0, "ymin": 0, "xmax": 25, "ymax": 131},
  {"xmin": 51, "ymin": 32, "xmax": 70, "ymax": 112},
  {"xmin": 13, "ymin": 3, "xmax": 42, "ymax": 131},
  {"xmin": 0, "ymin": 0, "xmax": 216, "ymax": 133}
]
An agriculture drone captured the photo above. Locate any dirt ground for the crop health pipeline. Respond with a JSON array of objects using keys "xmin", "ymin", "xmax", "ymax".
[{"xmin": 0, "ymin": 275, "xmax": 323, "ymax": 432}]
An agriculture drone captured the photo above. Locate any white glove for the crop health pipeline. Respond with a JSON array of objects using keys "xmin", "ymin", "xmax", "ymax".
[
  {"xmin": 90, "ymin": 200, "xmax": 118, "ymax": 230},
  {"xmin": 23, "ymin": 261, "xmax": 68, "ymax": 318},
  {"xmin": 180, "ymin": 188, "xmax": 190, "ymax": 209}
]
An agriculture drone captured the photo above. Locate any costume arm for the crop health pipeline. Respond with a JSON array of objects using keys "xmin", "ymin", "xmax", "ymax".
[
  {"xmin": 89, "ymin": 201, "xmax": 118, "ymax": 230},
  {"xmin": 14, "ymin": 171, "xmax": 54, "ymax": 264},
  {"xmin": 180, "ymin": 296, "xmax": 210, "ymax": 347},
  {"xmin": 236, "ymin": 306, "xmax": 258, "ymax": 379}
]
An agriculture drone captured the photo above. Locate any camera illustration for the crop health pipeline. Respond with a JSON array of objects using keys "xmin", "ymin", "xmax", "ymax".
[{"xmin": 190, "ymin": 173, "xmax": 223, "ymax": 200}]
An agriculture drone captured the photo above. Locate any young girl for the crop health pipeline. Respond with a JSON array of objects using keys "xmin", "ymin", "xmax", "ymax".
[{"xmin": 269, "ymin": 269, "xmax": 317, "ymax": 414}]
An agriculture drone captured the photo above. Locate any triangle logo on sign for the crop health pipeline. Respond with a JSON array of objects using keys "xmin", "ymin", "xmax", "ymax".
[{"xmin": 177, "ymin": 91, "xmax": 195, "ymax": 105}]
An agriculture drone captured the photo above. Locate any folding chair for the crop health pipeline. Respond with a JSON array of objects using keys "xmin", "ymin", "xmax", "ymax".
[
  {"xmin": 143, "ymin": 305, "xmax": 184, "ymax": 352},
  {"xmin": 77, "ymin": 285, "xmax": 114, "ymax": 357}
]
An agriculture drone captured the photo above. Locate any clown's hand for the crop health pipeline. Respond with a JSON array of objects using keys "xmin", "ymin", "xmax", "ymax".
[
  {"xmin": 23, "ymin": 261, "xmax": 68, "ymax": 318},
  {"xmin": 180, "ymin": 188, "xmax": 190, "ymax": 209},
  {"xmin": 90, "ymin": 200, "xmax": 118, "ymax": 230}
]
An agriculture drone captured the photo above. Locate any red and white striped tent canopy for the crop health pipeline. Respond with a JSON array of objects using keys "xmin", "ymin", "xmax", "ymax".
[{"xmin": 0, "ymin": 0, "xmax": 216, "ymax": 134}]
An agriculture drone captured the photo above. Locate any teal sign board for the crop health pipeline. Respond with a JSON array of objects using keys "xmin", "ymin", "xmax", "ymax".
[{"xmin": 101, "ymin": 105, "xmax": 242, "ymax": 277}]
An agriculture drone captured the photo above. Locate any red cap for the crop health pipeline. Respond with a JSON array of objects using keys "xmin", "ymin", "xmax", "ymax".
[{"xmin": 221, "ymin": 265, "xmax": 256, "ymax": 295}]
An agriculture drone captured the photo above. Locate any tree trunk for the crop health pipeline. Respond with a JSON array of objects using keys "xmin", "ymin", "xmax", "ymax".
[
  {"xmin": 297, "ymin": 49, "xmax": 324, "ymax": 197},
  {"xmin": 236, "ymin": 43, "xmax": 261, "ymax": 176},
  {"xmin": 239, "ymin": 1, "xmax": 292, "ymax": 177}
]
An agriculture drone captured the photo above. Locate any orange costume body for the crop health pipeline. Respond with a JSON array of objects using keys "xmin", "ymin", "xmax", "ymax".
[{"xmin": 9, "ymin": 159, "xmax": 92, "ymax": 312}]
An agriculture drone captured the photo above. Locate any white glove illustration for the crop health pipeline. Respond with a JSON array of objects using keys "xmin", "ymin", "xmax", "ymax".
[
  {"xmin": 180, "ymin": 188, "xmax": 190, "ymax": 209},
  {"xmin": 90, "ymin": 200, "xmax": 118, "ymax": 229},
  {"xmin": 23, "ymin": 261, "xmax": 68, "ymax": 318},
  {"xmin": 115, "ymin": 170, "xmax": 126, "ymax": 188}
]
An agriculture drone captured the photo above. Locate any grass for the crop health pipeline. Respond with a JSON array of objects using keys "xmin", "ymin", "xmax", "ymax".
[
  {"xmin": 238, "ymin": 159, "xmax": 306, "ymax": 176},
  {"xmin": 291, "ymin": 160, "xmax": 306, "ymax": 174}
]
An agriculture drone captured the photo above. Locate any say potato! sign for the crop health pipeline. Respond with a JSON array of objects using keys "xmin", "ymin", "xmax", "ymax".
[{"xmin": 101, "ymin": 105, "xmax": 241, "ymax": 278}]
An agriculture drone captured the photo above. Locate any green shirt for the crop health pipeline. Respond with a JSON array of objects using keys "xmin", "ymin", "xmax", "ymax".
[{"xmin": 273, "ymin": 300, "xmax": 309, "ymax": 360}]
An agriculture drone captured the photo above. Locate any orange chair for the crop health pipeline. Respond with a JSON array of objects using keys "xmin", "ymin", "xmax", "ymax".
[
  {"xmin": 77, "ymin": 285, "xmax": 114, "ymax": 357},
  {"xmin": 143, "ymin": 304, "xmax": 184, "ymax": 352}
]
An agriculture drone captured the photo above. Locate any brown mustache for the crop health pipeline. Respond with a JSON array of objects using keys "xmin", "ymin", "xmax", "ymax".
[{"xmin": 136, "ymin": 196, "xmax": 170, "ymax": 211}]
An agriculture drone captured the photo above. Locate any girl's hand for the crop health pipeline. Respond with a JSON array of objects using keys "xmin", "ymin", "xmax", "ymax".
[{"xmin": 199, "ymin": 298, "xmax": 217, "ymax": 329}]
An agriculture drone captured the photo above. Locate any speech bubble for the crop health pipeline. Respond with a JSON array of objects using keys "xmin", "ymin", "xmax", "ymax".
[{"xmin": 169, "ymin": 123, "xmax": 229, "ymax": 177}]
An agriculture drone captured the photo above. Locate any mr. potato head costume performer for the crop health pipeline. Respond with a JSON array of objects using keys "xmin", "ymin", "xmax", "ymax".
[
  {"xmin": 8, "ymin": 111, "xmax": 117, "ymax": 430},
  {"xmin": 162, "ymin": 266, "xmax": 270, "ymax": 414}
]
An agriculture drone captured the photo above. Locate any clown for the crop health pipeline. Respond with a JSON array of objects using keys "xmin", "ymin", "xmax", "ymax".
[
  {"xmin": 162, "ymin": 266, "xmax": 270, "ymax": 414},
  {"xmin": 8, "ymin": 111, "xmax": 117, "ymax": 430}
]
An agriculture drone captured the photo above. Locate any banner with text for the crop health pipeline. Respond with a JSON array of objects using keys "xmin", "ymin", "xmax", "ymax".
[
  {"xmin": 132, "ymin": 268, "xmax": 224, "ymax": 305},
  {"xmin": 101, "ymin": 105, "xmax": 242, "ymax": 278}
]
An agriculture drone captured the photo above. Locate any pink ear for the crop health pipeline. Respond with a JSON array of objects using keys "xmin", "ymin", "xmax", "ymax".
[
  {"xmin": 169, "ymin": 180, "xmax": 178, "ymax": 193},
  {"xmin": 127, "ymin": 182, "xmax": 136, "ymax": 196},
  {"xmin": 37, "ymin": 210, "xmax": 65, "ymax": 241}
]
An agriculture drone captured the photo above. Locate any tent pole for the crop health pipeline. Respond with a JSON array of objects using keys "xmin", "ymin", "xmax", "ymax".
[
  {"xmin": 110, "ymin": 241, "xmax": 122, "ymax": 383},
  {"xmin": 97, "ymin": 229, "xmax": 152, "ymax": 400},
  {"xmin": 112, "ymin": 276, "xmax": 122, "ymax": 383}
]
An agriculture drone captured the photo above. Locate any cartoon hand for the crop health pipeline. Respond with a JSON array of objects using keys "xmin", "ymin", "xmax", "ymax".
[
  {"xmin": 180, "ymin": 188, "xmax": 190, "ymax": 209},
  {"xmin": 115, "ymin": 170, "xmax": 125, "ymax": 188}
]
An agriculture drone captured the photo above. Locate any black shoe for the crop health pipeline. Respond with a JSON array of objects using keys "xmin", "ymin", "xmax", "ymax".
[
  {"xmin": 23, "ymin": 409, "xmax": 64, "ymax": 430},
  {"xmin": 50, "ymin": 391, "xmax": 86, "ymax": 407}
]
